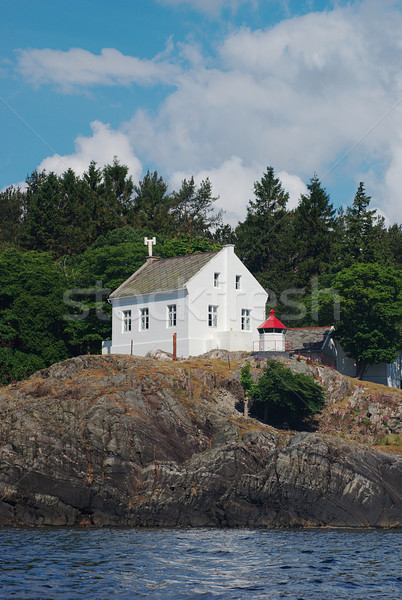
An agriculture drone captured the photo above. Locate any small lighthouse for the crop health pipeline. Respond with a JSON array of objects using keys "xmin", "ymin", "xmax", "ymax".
[{"xmin": 257, "ymin": 309, "xmax": 287, "ymax": 351}]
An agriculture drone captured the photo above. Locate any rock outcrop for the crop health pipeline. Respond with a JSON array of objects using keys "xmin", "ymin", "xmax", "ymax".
[{"xmin": 0, "ymin": 355, "xmax": 400, "ymax": 527}]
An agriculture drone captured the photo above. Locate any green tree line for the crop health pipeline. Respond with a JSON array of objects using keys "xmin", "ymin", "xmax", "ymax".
[{"xmin": 0, "ymin": 160, "xmax": 401, "ymax": 384}]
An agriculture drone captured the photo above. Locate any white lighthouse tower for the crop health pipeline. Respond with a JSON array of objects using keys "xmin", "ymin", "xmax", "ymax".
[{"xmin": 257, "ymin": 309, "xmax": 287, "ymax": 351}]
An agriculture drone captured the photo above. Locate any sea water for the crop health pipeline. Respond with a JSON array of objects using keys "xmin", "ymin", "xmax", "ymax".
[{"xmin": 0, "ymin": 528, "xmax": 400, "ymax": 599}]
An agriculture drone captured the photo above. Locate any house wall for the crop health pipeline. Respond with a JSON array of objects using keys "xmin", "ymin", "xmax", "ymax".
[
  {"xmin": 105, "ymin": 289, "xmax": 189, "ymax": 357},
  {"xmin": 185, "ymin": 245, "xmax": 268, "ymax": 355},
  {"xmin": 335, "ymin": 342, "xmax": 401, "ymax": 388},
  {"xmin": 387, "ymin": 353, "xmax": 402, "ymax": 389}
]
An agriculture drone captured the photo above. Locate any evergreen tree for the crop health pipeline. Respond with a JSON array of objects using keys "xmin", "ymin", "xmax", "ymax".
[
  {"xmin": 160, "ymin": 234, "xmax": 220, "ymax": 257},
  {"xmin": 101, "ymin": 158, "xmax": 134, "ymax": 219},
  {"xmin": 130, "ymin": 170, "xmax": 173, "ymax": 234},
  {"xmin": 58, "ymin": 168, "xmax": 92, "ymax": 255},
  {"xmin": 0, "ymin": 186, "xmax": 25, "ymax": 247},
  {"xmin": 387, "ymin": 223, "xmax": 402, "ymax": 269},
  {"xmin": 21, "ymin": 161, "xmax": 132, "ymax": 256},
  {"xmin": 213, "ymin": 224, "xmax": 235, "ymax": 245},
  {"xmin": 170, "ymin": 176, "xmax": 223, "ymax": 238},
  {"xmin": 249, "ymin": 165, "xmax": 289, "ymax": 215},
  {"xmin": 292, "ymin": 175, "xmax": 337, "ymax": 287},
  {"xmin": 342, "ymin": 182, "xmax": 388, "ymax": 265},
  {"xmin": 83, "ymin": 161, "xmax": 108, "ymax": 243},
  {"xmin": 22, "ymin": 171, "xmax": 63, "ymax": 254},
  {"xmin": 235, "ymin": 166, "xmax": 293, "ymax": 293}
]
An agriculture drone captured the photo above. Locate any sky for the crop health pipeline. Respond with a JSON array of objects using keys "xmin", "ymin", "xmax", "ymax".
[{"xmin": 1, "ymin": 0, "xmax": 402, "ymax": 226}]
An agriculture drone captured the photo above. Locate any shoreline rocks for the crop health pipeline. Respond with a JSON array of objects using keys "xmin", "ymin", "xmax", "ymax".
[{"xmin": 0, "ymin": 355, "xmax": 401, "ymax": 528}]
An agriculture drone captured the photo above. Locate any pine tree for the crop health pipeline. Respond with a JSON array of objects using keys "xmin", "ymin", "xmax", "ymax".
[
  {"xmin": 22, "ymin": 171, "xmax": 63, "ymax": 254},
  {"xmin": 130, "ymin": 170, "xmax": 173, "ymax": 234},
  {"xmin": 387, "ymin": 223, "xmax": 402, "ymax": 269},
  {"xmin": 235, "ymin": 166, "xmax": 292, "ymax": 292},
  {"xmin": 0, "ymin": 186, "xmax": 25, "ymax": 246},
  {"xmin": 170, "ymin": 176, "xmax": 223, "ymax": 238},
  {"xmin": 292, "ymin": 175, "xmax": 337, "ymax": 287},
  {"xmin": 102, "ymin": 157, "xmax": 134, "ymax": 217},
  {"xmin": 249, "ymin": 166, "xmax": 289, "ymax": 215},
  {"xmin": 342, "ymin": 182, "xmax": 387, "ymax": 265}
]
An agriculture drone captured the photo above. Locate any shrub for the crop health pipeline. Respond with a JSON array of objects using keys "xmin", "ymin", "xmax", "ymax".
[{"xmin": 241, "ymin": 360, "xmax": 325, "ymax": 428}]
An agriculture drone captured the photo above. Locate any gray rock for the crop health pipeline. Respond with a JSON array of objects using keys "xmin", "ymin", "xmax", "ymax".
[{"xmin": 0, "ymin": 355, "xmax": 400, "ymax": 528}]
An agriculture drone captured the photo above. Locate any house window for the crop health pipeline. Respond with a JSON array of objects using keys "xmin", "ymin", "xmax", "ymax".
[
  {"xmin": 167, "ymin": 304, "xmax": 177, "ymax": 327},
  {"xmin": 213, "ymin": 272, "xmax": 220, "ymax": 288},
  {"xmin": 140, "ymin": 307, "xmax": 149, "ymax": 330},
  {"xmin": 235, "ymin": 275, "xmax": 241, "ymax": 290},
  {"xmin": 208, "ymin": 305, "xmax": 218, "ymax": 327},
  {"xmin": 241, "ymin": 309, "xmax": 251, "ymax": 331},
  {"xmin": 123, "ymin": 310, "xmax": 131, "ymax": 332}
]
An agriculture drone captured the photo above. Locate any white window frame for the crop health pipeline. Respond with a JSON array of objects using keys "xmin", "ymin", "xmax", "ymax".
[
  {"xmin": 235, "ymin": 275, "xmax": 241, "ymax": 290},
  {"xmin": 122, "ymin": 309, "xmax": 132, "ymax": 332},
  {"xmin": 213, "ymin": 272, "xmax": 220, "ymax": 288},
  {"xmin": 241, "ymin": 308, "xmax": 251, "ymax": 331},
  {"xmin": 139, "ymin": 307, "xmax": 149, "ymax": 331},
  {"xmin": 208, "ymin": 305, "xmax": 218, "ymax": 327},
  {"xmin": 167, "ymin": 304, "xmax": 177, "ymax": 328}
]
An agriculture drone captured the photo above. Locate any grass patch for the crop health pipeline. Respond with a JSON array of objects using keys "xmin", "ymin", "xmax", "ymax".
[{"xmin": 378, "ymin": 434, "xmax": 402, "ymax": 447}]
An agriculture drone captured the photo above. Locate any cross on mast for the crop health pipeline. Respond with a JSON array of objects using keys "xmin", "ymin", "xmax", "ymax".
[{"xmin": 144, "ymin": 237, "xmax": 156, "ymax": 257}]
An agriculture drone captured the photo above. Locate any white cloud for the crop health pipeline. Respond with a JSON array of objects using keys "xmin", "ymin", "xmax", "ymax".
[
  {"xmin": 1, "ymin": 181, "xmax": 27, "ymax": 194},
  {"xmin": 380, "ymin": 135, "xmax": 402, "ymax": 224},
  {"xmin": 38, "ymin": 121, "xmax": 142, "ymax": 181},
  {"xmin": 18, "ymin": 2, "xmax": 402, "ymax": 224},
  {"xmin": 277, "ymin": 171, "xmax": 307, "ymax": 210},
  {"xmin": 123, "ymin": 2, "xmax": 402, "ymax": 222},
  {"xmin": 170, "ymin": 157, "xmax": 306, "ymax": 224},
  {"xmin": 170, "ymin": 156, "xmax": 262, "ymax": 223},
  {"xmin": 16, "ymin": 47, "xmax": 179, "ymax": 92}
]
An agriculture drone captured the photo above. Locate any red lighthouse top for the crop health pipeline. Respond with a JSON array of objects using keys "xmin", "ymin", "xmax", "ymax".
[{"xmin": 257, "ymin": 309, "xmax": 287, "ymax": 332}]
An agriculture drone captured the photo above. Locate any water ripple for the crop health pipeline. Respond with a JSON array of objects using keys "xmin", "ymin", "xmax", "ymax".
[{"xmin": 0, "ymin": 528, "xmax": 400, "ymax": 599}]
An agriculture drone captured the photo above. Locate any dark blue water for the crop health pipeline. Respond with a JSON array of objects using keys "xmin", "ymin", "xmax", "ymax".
[{"xmin": 0, "ymin": 528, "xmax": 400, "ymax": 599}]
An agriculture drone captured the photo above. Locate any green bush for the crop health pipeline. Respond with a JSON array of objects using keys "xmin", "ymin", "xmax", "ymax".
[{"xmin": 241, "ymin": 360, "xmax": 325, "ymax": 428}]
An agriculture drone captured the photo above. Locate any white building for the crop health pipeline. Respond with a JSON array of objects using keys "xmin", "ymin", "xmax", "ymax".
[{"xmin": 102, "ymin": 244, "xmax": 268, "ymax": 358}]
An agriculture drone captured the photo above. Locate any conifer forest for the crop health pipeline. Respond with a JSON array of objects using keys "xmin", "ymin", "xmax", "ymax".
[{"xmin": 0, "ymin": 160, "xmax": 401, "ymax": 384}]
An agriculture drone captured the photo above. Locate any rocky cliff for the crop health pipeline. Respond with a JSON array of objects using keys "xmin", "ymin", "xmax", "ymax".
[{"xmin": 0, "ymin": 354, "xmax": 400, "ymax": 527}]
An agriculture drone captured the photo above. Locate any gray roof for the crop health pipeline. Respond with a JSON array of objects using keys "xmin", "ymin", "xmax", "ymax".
[
  {"xmin": 110, "ymin": 251, "xmax": 219, "ymax": 298},
  {"xmin": 286, "ymin": 328, "xmax": 331, "ymax": 353}
]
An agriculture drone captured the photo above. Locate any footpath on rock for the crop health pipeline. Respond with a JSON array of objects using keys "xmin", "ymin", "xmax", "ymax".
[{"xmin": 0, "ymin": 353, "xmax": 400, "ymax": 528}]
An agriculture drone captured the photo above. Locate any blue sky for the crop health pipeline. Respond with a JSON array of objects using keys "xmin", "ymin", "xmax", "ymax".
[{"xmin": 1, "ymin": 0, "xmax": 402, "ymax": 225}]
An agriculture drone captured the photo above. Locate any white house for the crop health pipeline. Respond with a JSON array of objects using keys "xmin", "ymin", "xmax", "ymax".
[{"xmin": 102, "ymin": 244, "xmax": 268, "ymax": 358}]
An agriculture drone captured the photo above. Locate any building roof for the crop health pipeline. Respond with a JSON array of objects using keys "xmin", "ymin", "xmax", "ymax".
[
  {"xmin": 285, "ymin": 327, "xmax": 332, "ymax": 353},
  {"xmin": 109, "ymin": 251, "xmax": 219, "ymax": 298},
  {"xmin": 258, "ymin": 309, "xmax": 287, "ymax": 331}
]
